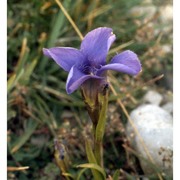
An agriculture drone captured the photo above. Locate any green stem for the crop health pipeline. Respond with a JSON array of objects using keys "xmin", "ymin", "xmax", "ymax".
[
  {"xmin": 94, "ymin": 91, "xmax": 108, "ymax": 167},
  {"xmin": 94, "ymin": 139, "xmax": 103, "ymax": 167},
  {"xmin": 81, "ymin": 80, "xmax": 109, "ymax": 168}
]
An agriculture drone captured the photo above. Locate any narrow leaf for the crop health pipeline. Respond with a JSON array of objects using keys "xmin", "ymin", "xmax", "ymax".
[
  {"xmin": 77, "ymin": 163, "xmax": 106, "ymax": 180},
  {"xmin": 95, "ymin": 92, "xmax": 108, "ymax": 141},
  {"xmin": 77, "ymin": 168, "xmax": 87, "ymax": 180},
  {"xmin": 22, "ymin": 58, "xmax": 38, "ymax": 85},
  {"xmin": 85, "ymin": 139, "xmax": 97, "ymax": 164},
  {"xmin": 113, "ymin": 169, "xmax": 120, "ymax": 180},
  {"xmin": 11, "ymin": 119, "xmax": 39, "ymax": 153},
  {"xmin": 7, "ymin": 69, "xmax": 24, "ymax": 93},
  {"xmin": 85, "ymin": 139, "xmax": 102, "ymax": 180},
  {"xmin": 62, "ymin": 172, "xmax": 74, "ymax": 179}
]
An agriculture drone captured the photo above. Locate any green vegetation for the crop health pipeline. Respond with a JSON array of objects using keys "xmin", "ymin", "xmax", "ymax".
[{"xmin": 7, "ymin": 0, "xmax": 172, "ymax": 179}]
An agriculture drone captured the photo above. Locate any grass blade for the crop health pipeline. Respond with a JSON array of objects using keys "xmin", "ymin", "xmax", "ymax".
[{"xmin": 11, "ymin": 119, "xmax": 39, "ymax": 154}]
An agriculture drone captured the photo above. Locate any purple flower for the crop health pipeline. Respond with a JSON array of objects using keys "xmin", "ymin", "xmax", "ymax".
[{"xmin": 43, "ymin": 27, "xmax": 141, "ymax": 94}]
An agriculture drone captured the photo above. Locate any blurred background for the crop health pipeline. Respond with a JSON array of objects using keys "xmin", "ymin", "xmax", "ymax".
[{"xmin": 7, "ymin": 0, "xmax": 172, "ymax": 179}]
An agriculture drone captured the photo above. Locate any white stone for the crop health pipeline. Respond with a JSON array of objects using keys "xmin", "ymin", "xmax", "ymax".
[
  {"xmin": 155, "ymin": 4, "xmax": 173, "ymax": 34},
  {"xmin": 126, "ymin": 104, "xmax": 173, "ymax": 177},
  {"xmin": 162, "ymin": 102, "xmax": 173, "ymax": 115},
  {"xmin": 143, "ymin": 90, "xmax": 163, "ymax": 106},
  {"xmin": 159, "ymin": 5, "xmax": 173, "ymax": 23}
]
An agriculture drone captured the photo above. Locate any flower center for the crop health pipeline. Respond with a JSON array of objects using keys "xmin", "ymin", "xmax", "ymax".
[
  {"xmin": 89, "ymin": 66, "xmax": 99, "ymax": 75},
  {"xmin": 79, "ymin": 63, "xmax": 99, "ymax": 75}
]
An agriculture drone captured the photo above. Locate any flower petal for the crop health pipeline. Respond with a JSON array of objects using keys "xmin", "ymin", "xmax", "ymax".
[
  {"xmin": 43, "ymin": 47, "xmax": 85, "ymax": 72},
  {"xmin": 97, "ymin": 50, "xmax": 141, "ymax": 75},
  {"xmin": 80, "ymin": 27, "xmax": 116, "ymax": 66},
  {"xmin": 66, "ymin": 66, "xmax": 103, "ymax": 94}
]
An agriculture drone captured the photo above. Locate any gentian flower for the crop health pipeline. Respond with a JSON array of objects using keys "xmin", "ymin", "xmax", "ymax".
[{"xmin": 43, "ymin": 27, "xmax": 141, "ymax": 94}]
